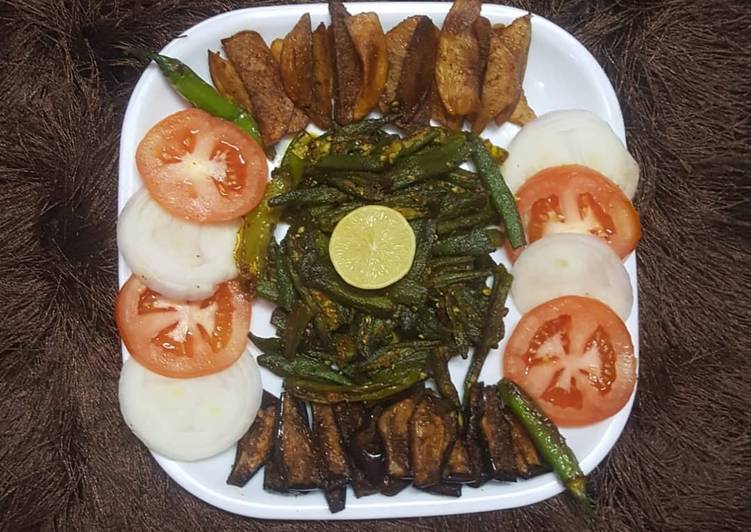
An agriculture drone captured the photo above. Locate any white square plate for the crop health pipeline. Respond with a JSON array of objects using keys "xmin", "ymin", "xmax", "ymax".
[{"xmin": 118, "ymin": 2, "xmax": 638, "ymax": 520}]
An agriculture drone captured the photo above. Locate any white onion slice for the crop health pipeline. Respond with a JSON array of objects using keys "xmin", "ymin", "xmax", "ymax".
[
  {"xmin": 118, "ymin": 352, "xmax": 262, "ymax": 462},
  {"xmin": 511, "ymin": 233, "xmax": 633, "ymax": 319},
  {"xmin": 118, "ymin": 188, "xmax": 240, "ymax": 300},
  {"xmin": 501, "ymin": 109, "xmax": 640, "ymax": 198}
]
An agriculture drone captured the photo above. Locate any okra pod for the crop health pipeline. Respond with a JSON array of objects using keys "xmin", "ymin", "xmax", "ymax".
[
  {"xmin": 389, "ymin": 134, "xmax": 470, "ymax": 190},
  {"xmin": 462, "ymin": 264, "xmax": 512, "ymax": 406},
  {"xmin": 287, "ymin": 369, "xmax": 427, "ymax": 404},
  {"xmin": 498, "ymin": 379, "xmax": 589, "ymax": 510},
  {"xmin": 468, "ymin": 135, "xmax": 526, "ymax": 249},
  {"xmin": 269, "ymin": 187, "xmax": 351, "ymax": 208},
  {"xmin": 433, "ymin": 228, "xmax": 504, "ymax": 256},
  {"xmin": 258, "ymin": 354, "xmax": 353, "ymax": 386}
]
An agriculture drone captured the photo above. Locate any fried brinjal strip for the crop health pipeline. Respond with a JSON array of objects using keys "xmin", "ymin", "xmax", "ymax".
[
  {"xmin": 480, "ymin": 385, "xmax": 516, "ymax": 481},
  {"xmin": 395, "ymin": 16, "xmax": 437, "ymax": 127},
  {"xmin": 504, "ymin": 410, "xmax": 551, "ymax": 478},
  {"xmin": 380, "ymin": 15, "xmax": 421, "ymax": 114},
  {"xmin": 442, "ymin": 437, "xmax": 474, "ymax": 484},
  {"xmin": 227, "ymin": 391, "xmax": 279, "ymax": 487},
  {"xmin": 222, "ymin": 31, "xmax": 297, "ymax": 146},
  {"xmin": 377, "ymin": 394, "xmax": 418, "ymax": 495},
  {"xmin": 349, "ymin": 410, "xmax": 387, "ymax": 490},
  {"xmin": 329, "ymin": 0, "xmax": 361, "ymax": 125},
  {"xmin": 465, "ymin": 383, "xmax": 490, "ymax": 487},
  {"xmin": 275, "ymin": 391, "xmax": 324, "ymax": 492},
  {"xmin": 491, "ymin": 15, "xmax": 532, "ymax": 127},
  {"xmin": 509, "ymin": 90, "xmax": 536, "ymax": 126},
  {"xmin": 333, "ymin": 402, "xmax": 379, "ymax": 497},
  {"xmin": 435, "ymin": 0, "xmax": 482, "ymax": 116},
  {"xmin": 312, "ymin": 403, "xmax": 351, "ymax": 513},
  {"xmin": 346, "ymin": 12, "xmax": 388, "ymax": 120},
  {"xmin": 280, "ymin": 14, "xmax": 315, "ymax": 118},
  {"xmin": 410, "ymin": 393, "xmax": 457, "ymax": 490},
  {"xmin": 311, "ymin": 22, "xmax": 334, "ymax": 129},
  {"xmin": 208, "ymin": 50, "xmax": 253, "ymax": 113}
]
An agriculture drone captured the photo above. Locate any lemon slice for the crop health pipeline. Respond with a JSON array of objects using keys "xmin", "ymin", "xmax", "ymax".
[{"xmin": 329, "ymin": 206, "xmax": 416, "ymax": 290}]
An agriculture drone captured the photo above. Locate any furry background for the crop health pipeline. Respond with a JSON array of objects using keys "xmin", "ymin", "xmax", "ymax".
[{"xmin": 1, "ymin": 0, "xmax": 749, "ymax": 530}]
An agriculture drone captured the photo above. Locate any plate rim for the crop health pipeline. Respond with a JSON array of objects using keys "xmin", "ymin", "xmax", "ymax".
[{"xmin": 117, "ymin": 1, "xmax": 637, "ymax": 520}]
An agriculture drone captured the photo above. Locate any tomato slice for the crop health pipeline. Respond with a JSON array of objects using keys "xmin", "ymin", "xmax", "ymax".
[
  {"xmin": 508, "ymin": 165, "xmax": 640, "ymax": 261},
  {"xmin": 115, "ymin": 276, "xmax": 251, "ymax": 378},
  {"xmin": 503, "ymin": 295, "xmax": 636, "ymax": 427},
  {"xmin": 136, "ymin": 108, "xmax": 267, "ymax": 223}
]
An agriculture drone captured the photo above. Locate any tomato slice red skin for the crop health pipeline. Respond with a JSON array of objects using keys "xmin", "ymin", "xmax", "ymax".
[
  {"xmin": 503, "ymin": 295, "xmax": 637, "ymax": 427},
  {"xmin": 115, "ymin": 276, "xmax": 251, "ymax": 378},
  {"xmin": 508, "ymin": 164, "xmax": 641, "ymax": 262},
  {"xmin": 136, "ymin": 108, "xmax": 268, "ymax": 223}
]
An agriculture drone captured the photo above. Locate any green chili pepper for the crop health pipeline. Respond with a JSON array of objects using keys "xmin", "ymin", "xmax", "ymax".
[
  {"xmin": 235, "ymin": 132, "xmax": 312, "ymax": 294},
  {"xmin": 498, "ymin": 379, "xmax": 589, "ymax": 510},
  {"xmin": 148, "ymin": 53, "xmax": 270, "ymax": 157},
  {"xmin": 468, "ymin": 135, "xmax": 526, "ymax": 249}
]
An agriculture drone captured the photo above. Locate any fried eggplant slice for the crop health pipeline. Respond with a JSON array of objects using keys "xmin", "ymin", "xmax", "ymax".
[
  {"xmin": 424, "ymin": 482, "xmax": 462, "ymax": 497},
  {"xmin": 334, "ymin": 402, "xmax": 379, "ymax": 497},
  {"xmin": 208, "ymin": 50, "xmax": 253, "ymax": 113},
  {"xmin": 377, "ymin": 394, "xmax": 418, "ymax": 495},
  {"xmin": 264, "ymin": 396, "xmax": 287, "ymax": 493},
  {"xmin": 228, "ymin": 391, "xmax": 279, "ymax": 487},
  {"xmin": 311, "ymin": 22, "xmax": 334, "ymax": 129},
  {"xmin": 395, "ymin": 16, "xmax": 438, "ymax": 125},
  {"xmin": 346, "ymin": 12, "xmax": 388, "ymax": 120},
  {"xmin": 480, "ymin": 14, "xmax": 531, "ymax": 129},
  {"xmin": 329, "ymin": 0, "xmax": 361, "ymax": 125},
  {"xmin": 509, "ymin": 90, "xmax": 536, "ymax": 125},
  {"xmin": 349, "ymin": 410, "xmax": 387, "ymax": 489},
  {"xmin": 430, "ymin": 80, "xmax": 463, "ymax": 130},
  {"xmin": 473, "ymin": 16, "xmax": 492, "ymax": 81},
  {"xmin": 435, "ymin": 0, "xmax": 482, "ymax": 116},
  {"xmin": 222, "ymin": 31, "xmax": 296, "ymax": 145},
  {"xmin": 288, "ymin": 106, "xmax": 310, "ymax": 136},
  {"xmin": 279, "ymin": 391, "xmax": 324, "ymax": 491},
  {"xmin": 410, "ymin": 392, "xmax": 457, "ymax": 489},
  {"xmin": 270, "ymin": 38, "xmax": 284, "ymax": 64},
  {"xmin": 465, "ymin": 383, "xmax": 490, "ymax": 487},
  {"xmin": 280, "ymin": 13, "xmax": 315, "ymax": 116},
  {"xmin": 312, "ymin": 403, "xmax": 351, "ymax": 513},
  {"xmin": 442, "ymin": 436, "xmax": 474, "ymax": 484},
  {"xmin": 480, "ymin": 385, "xmax": 516, "ymax": 481},
  {"xmin": 505, "ymin": 410, "xmax": 550, "ymax": 478},
  {"xmin": 380, "ymin": 15, "xmax": 422, "ymax": 114}
]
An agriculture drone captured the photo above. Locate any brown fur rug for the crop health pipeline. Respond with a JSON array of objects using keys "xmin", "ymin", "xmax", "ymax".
[{"xmin": 1, "ymin": 0, "xmax": 749, "ymax": 530}]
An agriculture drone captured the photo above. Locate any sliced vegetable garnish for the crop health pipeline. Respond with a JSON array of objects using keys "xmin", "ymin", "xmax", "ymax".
[
  {"xmin": 329, "ymin": 205, "xmax": 417, "ymax": 290},
  {"xmin": 503, "ymin": 295, "xmax": 637, "ymax": 427},
  {"xmin": 510, "ymin": 164, "xmax": 641, "ymax": 261},
  {"xmin": 117, "ymin": 188, "xmax": 240, "ymax": 301},
  {"xmin": 501, "ymin": 109, "xmax": 640, "ymax": 198},
  {"xmin": 119, "ymin": 352, "xmax": 262, "ymax": 462},
  {"xmin": 115, "ymin": 276, "xmax": 251, "ymax": 378},
  {"xmin": 136, "ymin": 108, "xmax": 268, "ymax": 223},
  {"xmin": 511, "ymin": 233, "xmax": 633, "ymax": 320}
]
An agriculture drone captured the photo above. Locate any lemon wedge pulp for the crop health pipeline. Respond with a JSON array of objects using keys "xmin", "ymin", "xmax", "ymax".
[{"xmin": 329, "ymin": 205, "xmax": 416, "ymax": 290}]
